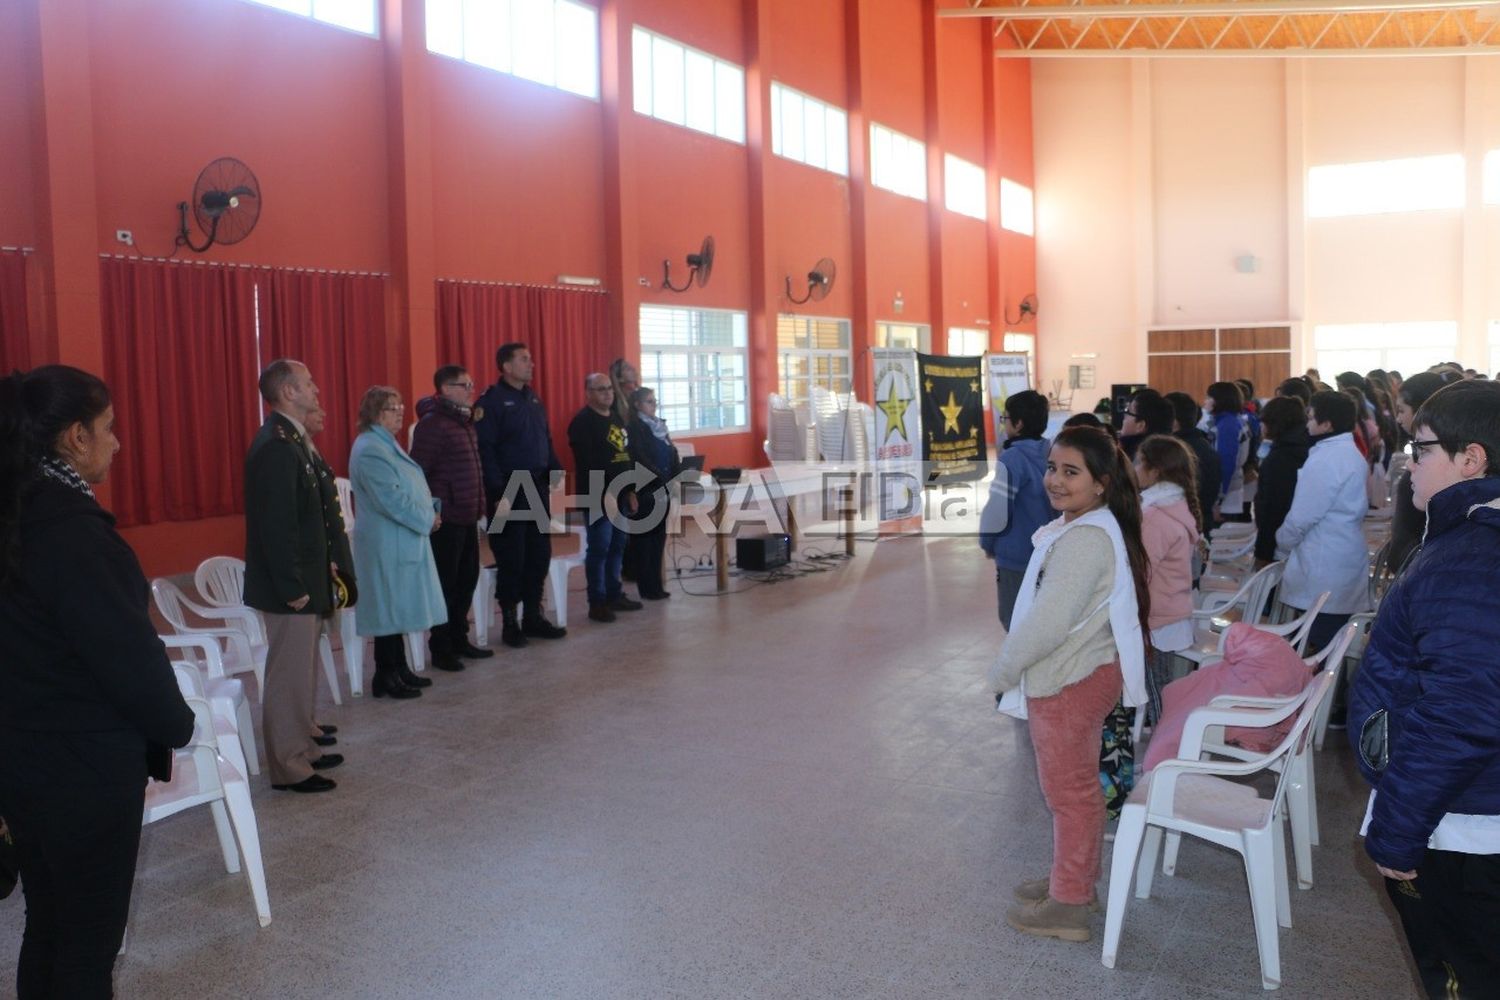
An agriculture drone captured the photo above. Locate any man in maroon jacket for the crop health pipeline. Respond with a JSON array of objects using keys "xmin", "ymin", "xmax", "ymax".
[{"xmin": 410, "ymin": 365, "xmax": 493, "ymax": 670}]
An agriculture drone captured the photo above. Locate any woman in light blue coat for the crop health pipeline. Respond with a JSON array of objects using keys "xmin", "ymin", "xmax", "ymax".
[{"xmin": 349, "ymin": 386, "xmax": 447, "ymax": 699}]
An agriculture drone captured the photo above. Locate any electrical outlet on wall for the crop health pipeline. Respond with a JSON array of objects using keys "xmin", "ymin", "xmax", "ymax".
[{"xmin": 115, "ymin": 230, "xmax": 134, "ymax": 246}]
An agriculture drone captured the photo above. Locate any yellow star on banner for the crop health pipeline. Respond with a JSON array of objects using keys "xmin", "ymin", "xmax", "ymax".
[
  {"xmin": 939, "ymin": 392, "xmax": 963, "ymax": 435},
  {"xmin": 969, "ymin": 379, "xmax": 981, "ymax": 394},
  {"xmin": 877, "ymin": 382, "xmax": 911, "ymax": 443}
]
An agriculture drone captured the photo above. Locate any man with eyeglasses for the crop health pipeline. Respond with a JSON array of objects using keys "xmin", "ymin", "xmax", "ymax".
[
  {"xmin": 1349, "ymin": 379, "xmax": 1500, "ymax": 999},
  {"xmin": 411, "ymin": 365, "xmax": 493, "ymax": 670}
]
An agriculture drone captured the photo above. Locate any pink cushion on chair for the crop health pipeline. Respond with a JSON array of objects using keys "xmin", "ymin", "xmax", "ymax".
[{"xmin": 1143, "ymin": 623, "xmax": 1311, "ymax": 771}]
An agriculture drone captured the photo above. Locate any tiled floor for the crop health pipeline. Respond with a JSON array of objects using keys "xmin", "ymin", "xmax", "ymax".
[{"xmin": 0, "ymin": 534, "xmax": 1420, "ymax": 998}]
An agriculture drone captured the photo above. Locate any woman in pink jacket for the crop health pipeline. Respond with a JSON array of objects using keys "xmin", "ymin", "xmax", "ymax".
[{"xmin": 1133, "ymin": 435, "xmax": 1202, "ymax": 724}]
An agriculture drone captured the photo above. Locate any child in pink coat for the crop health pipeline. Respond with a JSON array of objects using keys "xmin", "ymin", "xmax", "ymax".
[{"xmin": 1133, "ymin": 435, "xmax": 1202, "ymax": 723}]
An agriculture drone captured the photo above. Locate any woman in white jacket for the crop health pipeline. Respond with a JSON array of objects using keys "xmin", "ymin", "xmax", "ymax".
[
  {"xmin": 989, "ymin": 426, "xmax": 1151, "ymax": 944},
  {"xmin": 1275, "ymin": 389, "xmax": 1371, "ymax": 651}
]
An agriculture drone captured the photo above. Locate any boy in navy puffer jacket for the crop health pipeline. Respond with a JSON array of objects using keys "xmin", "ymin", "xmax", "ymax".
[
  {"xmin": 1348, "ymin": 379, "xmax": 1500, "ymax": 1000},
  {"xmin": 978, "ymin": 390, "xmax": 1053, "ymax": 630}
]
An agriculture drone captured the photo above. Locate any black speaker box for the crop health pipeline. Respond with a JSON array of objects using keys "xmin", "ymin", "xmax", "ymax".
[{"xmin": 736, "ymin": 533, "xmax": 790, "ymax": 571}]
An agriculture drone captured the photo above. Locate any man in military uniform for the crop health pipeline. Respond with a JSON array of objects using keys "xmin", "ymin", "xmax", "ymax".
[{"xmin": 244, "ymin": 359, "xmax": 354, "ymax": 793}]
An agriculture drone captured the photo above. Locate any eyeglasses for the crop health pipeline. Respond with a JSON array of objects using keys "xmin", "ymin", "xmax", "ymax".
[
  {"xmin": 1124, "ymin": 409, "xmax": 1140, "ymax": 418},
  {"xmin": 382, "ymin": 404, "xmax": 405, "ymax": 413},
  {"xmin": 445, "ymin": 381, "xmax": 474, "ymax": 391},
  {"xmin": 1406, "ymin": 438, "xmax": 1468, "ymax": 463},
  {"xmin": 588, "ymin": 385, "xmax": 613, "ymax": 393}
]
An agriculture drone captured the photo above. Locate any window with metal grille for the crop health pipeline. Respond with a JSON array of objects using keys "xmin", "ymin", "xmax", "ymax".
[
  {"xmin": 638, "ymin": 305, "xmax": 749, "ymax": 433},
  {"xmin": 776, "ymin": 315, "xmax": 852, "ymax": 406}
]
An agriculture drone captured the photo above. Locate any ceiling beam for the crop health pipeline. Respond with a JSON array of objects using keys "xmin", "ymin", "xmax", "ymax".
[
  {"xmin": 946, "ymin": 0, "xmax": 1500, "ymax": 20},
  {"xmin": 990, "ymin": 42, "xmax": 1500, "ymax": 54}
]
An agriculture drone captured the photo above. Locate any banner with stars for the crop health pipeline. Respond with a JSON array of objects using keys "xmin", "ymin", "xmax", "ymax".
[
  {"xmin": 917, "ymin": 353, "xmax": 988, "ymax": 483},
  {"xmin": 870, "ymin": 348, "xmax": 923, "ymax": 528}
]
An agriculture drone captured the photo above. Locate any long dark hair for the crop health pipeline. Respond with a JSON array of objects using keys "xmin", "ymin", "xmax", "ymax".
[
  {"xmin": 1051, "ymin": 426, "xmax": 1152, "ymax": 647},
  {"xmin": 1205, "ymin": 381, "xmax": 1244, "ymax": 415},
  {"xmin": 1135, "ymin": 433, "xmax": 1203, "ymax": 536},
  {"xmin": 0, "ymin": 366, "xmax": 113, "ymax": 586}
]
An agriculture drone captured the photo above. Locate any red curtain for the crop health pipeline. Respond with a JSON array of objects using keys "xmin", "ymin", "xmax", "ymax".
[
  {"xmin": 0, "ymin": 250, "xmax": 30, "ymax": 373},
  {"xmin": 259, "ymin": 270, "xmax": 388, "ymax": 476},
  {"xmin": 435, "ymin": 280, "xmax": 610, "ymax": 440},
  {"xmin": 100, "ymin": 258, "xmax": 262, "ymax": 527}
]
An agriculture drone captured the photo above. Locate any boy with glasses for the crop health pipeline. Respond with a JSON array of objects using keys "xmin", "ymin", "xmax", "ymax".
[{"xmin": 1349, "ymin": 380, "xmax": 1500, "ymax": 999}]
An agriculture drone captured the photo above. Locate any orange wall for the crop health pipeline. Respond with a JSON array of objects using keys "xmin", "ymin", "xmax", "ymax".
[
  {"xmin": 8, "ymin": 0, "xmax": 1034, "ymax": 576},
  {"xmin": 88, "ymin": 0, "xmax": 390, "ymax": 272}
]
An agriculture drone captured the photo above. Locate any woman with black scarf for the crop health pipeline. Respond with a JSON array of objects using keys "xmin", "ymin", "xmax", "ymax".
[{"xmin": 0, "ymin": 366, "xmax": 193, "ymax": 998}]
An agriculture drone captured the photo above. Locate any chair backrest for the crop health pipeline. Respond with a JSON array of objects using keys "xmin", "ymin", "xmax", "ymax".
[
  {"xmin": 195, "ymin": 556, "xmax": 247, "ymax": 608},
  {"xmin": 162, "ymin": 661, "xmax": 224, "ymax": 795},
  {"xmin": 160, "ymin": 633, "xmax": 229, "ymax": 679},
  {"xmin": 1285, "ymin": 591, "xmax": 1329, "ymax": 654},
  {"xmin": 335, "ymin": 476, "xmax": 355, "ymax": 529},
  {"xmin": 1263, "ymin": 670, "xmax": 1338, "ymax": 820},
  {"xmin": 1242, "ymin": 561, "xmax": 1284, "ymax": 626},
  {"xmin": 151, "ymin": 578, "xmax": 192, "ymax": 631}
]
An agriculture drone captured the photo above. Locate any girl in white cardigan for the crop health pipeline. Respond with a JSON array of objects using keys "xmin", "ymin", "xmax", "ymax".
[{"xmin": 990, "ymin": 426, "xmax": 1152, "ymax": 943}]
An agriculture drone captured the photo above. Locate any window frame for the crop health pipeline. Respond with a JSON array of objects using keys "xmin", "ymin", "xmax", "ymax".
[
  {"xmin": 425, "ymin": 0, "xmax": 600, "ymax": 101},
  {"xmin": 769, "ymin": 82, "xmax": 849, "ymax": 177},
  {"xmin": 229, "ymin": 0, "xmax": 379, "ymax": 36},
  {"xmin": 638, "ymin": 305, "xmax": 751, "ymax": 435},
  {"xmin": 999, "ymin": 177, "xmax": 1035, "ymax": 237},
  {"xmin": 1307, "ymin": 153, "xmax": 1465, "ymax": 219},
  {"xmin": 631, "ymin": 26, "xmax": 745, "ymax": 144},
  {"xmin": 775, "ymin": 314, "xmax": 853, "ymax": 407},
  {"xmin": 869, "ymin": 122, "xmax": 927, "ymax": 202},
  {"xmin": 943, "ymin": 154, "xmax": 987, "ymax": 221}
]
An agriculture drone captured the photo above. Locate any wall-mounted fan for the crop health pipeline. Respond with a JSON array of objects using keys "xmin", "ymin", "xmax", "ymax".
[
  {"xmin": 176, "ymin": 157, "xmax": 262, "ymax": 253},
  {"xmin": 785, "ymin": 257, "xmax": 836, "ymax": 305},
  {"xmin": 1005, "ymin": 293, "xmax": 1039, "ymax": 325},
  {"xmin": 662, "ymin": 235, "xmax": 715, "ymax": 292}
]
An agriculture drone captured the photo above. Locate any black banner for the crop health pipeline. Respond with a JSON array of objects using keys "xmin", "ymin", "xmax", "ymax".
[{"xmin": 917, "ymin": 353, "xmax": 988, "ymax": 482}]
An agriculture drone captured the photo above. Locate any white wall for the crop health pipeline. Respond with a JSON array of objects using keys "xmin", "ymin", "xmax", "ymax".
[{"xmin": 1032, "ymin": 54, "xmax": 1500, "ymax": 394}]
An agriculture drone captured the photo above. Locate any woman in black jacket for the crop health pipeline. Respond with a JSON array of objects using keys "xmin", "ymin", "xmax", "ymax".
[
  {"xmin": 0, "ymin": 366, "xmax": 194, "ymax": 999},
  {"xmin": 1253, "ymin": 396, "xmax": 1311, "ymax": 567}
]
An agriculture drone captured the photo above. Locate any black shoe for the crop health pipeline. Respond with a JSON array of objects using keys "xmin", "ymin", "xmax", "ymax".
[
  {"xmin": 588, "ymin": 604, "xmax": 616, "ymax": 623},
  {"xmin": 311, "ymin": 753, "xmax": 344, "ymax": 771},
  {"xmin": 313, "ymin": 734, "xmax": 337, "ymax": 747},
  {"xmin": 457, "ymin": 641, "xmax": 494, "ymax": 659},
  {"xmin": 501, "ymin": 622, "xmax": 529, "ymax": 649},
  {"xmin": 431, "ymin": 653, "xmax": 466, "ymax": 672},
  {"xmin": 317, "ymin": 724, "xmax": 338, "ymax": 736},
  {"xmin": 398, "ymin": 665, "xmax": 433, "ymax": 689},
  {"xmin": 272, "ymin": 775, "xmax": 337, "ymax": 793},
  {"xmin": 640, "ymin": 590, "xmax": 670, "ymax": 601},
  {"xmin": 610, "ymin": 595, "xmax": 643, "ymax": 612},
  {"xmin": 372, "ymin": 672, "xmax": 422, "ymax": 699},
  {"xmin": 522, "ymin": 617, "xmax": 567, "ymax": 639}
]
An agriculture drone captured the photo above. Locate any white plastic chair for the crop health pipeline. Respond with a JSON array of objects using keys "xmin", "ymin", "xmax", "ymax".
[
  {"xmin": 1180, "ymin": 562, "xmax": 1285, "ymax": 667},
  {"xmin": 1101, "ymin": 669, "xmax": 1337, "ymax": 991},
  {"xmin": 151, "ymin": 578, "xmax": 267, "ymax": 701},
  {"xmin": 334, "ymin": 476, "xmax": 355, "ymax": 532},
  {"xmin": 194, "ymin": 556, "xmax": 343, "ymax": 706},
  {"xmin": 1173, "ymin": 623, "xmax": 1358, "ymax": 892},
  {"xmin": 1199, "ymin": 592, "xmax": 1330, "ymax": 662},
  {"xmin": 143, "ymin": 662, "xmax": 270, "ymax": 927},
  {"xmin": 158, "ymin": 634, "xmax": 260, "ymax": 776}
]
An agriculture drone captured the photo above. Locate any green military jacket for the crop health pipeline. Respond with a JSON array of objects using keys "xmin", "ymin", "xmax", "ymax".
[{"xmin": 242, "ymin": 412, "xmax": 354, "ymax": 615}]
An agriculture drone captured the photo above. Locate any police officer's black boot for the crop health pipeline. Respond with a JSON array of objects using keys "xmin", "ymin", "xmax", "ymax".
[
  {"xmin": 521, "ymin": 595, "xmax": 566, "ymax": 640},
  {"xmin": 501, "ymin": 605, "xmax": 529, "ymax": 648}
]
